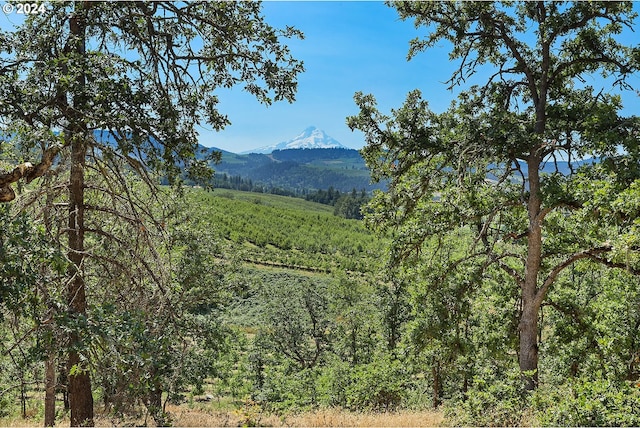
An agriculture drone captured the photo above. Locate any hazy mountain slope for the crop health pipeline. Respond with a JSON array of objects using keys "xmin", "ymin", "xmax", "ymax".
[{"xmin": 205, "ymin": 147, "xmax": 383, "ymax": 193}]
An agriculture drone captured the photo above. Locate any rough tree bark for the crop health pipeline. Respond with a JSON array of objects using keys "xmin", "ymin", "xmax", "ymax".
[
  {"xmin": 66, "ymin": 4, "xmax": 94, "ymax": 426},
  {"xmin": 519, "ymin": 152, "xmax": 544, "ymax": 390},
  {"xmin": 66, "ymin": 133, "xmax": 93, "ymax": 426},
  {"xmin": 431, "ymin": 361, "xmax": 442, "ymax": 408},
  {"xmin": 45, "ymin": 354, "xmax": 56, "ymax": 427}
]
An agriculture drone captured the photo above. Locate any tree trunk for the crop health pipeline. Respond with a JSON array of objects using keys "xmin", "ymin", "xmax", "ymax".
[
  {"xmin": 67, "ymin": 131, "xmax": 93, "ymax": 426},
  {"xmin": 20, "ymin": 378, "xmax": 26, "ymax": 419},
  {"xmin": 57, "ymin": 362, "xmax": 69, "ymax": 412},
  {"xmin": 67, "ymin": 350, "xmax": 93, "ymax": 427},
  {"xmin": 45, "ymin": 354, "xmax": 56, "ymax": 427},
  {"xmin": 66, "ymin": 5, "xmax": 94, "ymax": 426},
  {"xmin": 520, "ymin": 154, "xmax": 543, "ymax": 391},
  {"xmin": 519, "ymin": 305, "xmax": 539, "ymax": 390},
  {"xmin": 431, "ymin": 360, "xmax": 441, "ymax": 408},
  {"xmin": 145, "ymin": 374, "xmax": 165, "ymax": 427}
]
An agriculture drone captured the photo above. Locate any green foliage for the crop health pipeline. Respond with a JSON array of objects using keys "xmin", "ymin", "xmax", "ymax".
[
  {"xmin": 0, "ymin": 205, "xmax": 66, "ymax": 317},
  {"xmin": 1, "ymin": 2, "xmax": 303, "ymax": 186},
  {"xmin": 316, "ymin": 354, "xmax": 415, "ymax": 412},
  {"xmin": 3, "ymin": 3, "xmax": 640, "ymax": 421},
  {"xmin": 344, "ymin": 355, "xmax": 409, "ymax": 411},
  {"xmin": 0, "ymin": 393, "xmax": 9, "ymax": 418},
  {"xmin": 2, "ymin": 2, "xmax": 303, "ymax": 424},
  {"xmin": 315, "ymin": 357, "xmax": 352, "ymax": 408},
  {"xmin": 327, "ymin": 274, "xmax": 381, "ymax": 365},
  {"xmin": 259, "ymin": 363, "xmax": 320, "ymax": 412},
  {"xmin": 532, "ymin": 379, "xmax": 640, "ymax": 427},
  {"xmin": 218, "ymin": 230, "xmax": 392, "ymax": 413},
  {"xmin": 86, "ymin": 192, "xmax": 235, "ymax": 422},
  {"xmin": 541, "ymin": 263, "xmax": 640, "ymax": 382},
  {"xmin": 211, "ymin": 331, "xmax": 254, "ymax": 401},
  {"xmin": 444, "ymin": 367, "xmax": 527, "ymax": 427},
  {"xmin": 306, "ymin": 186, "xmax": 344, "ymax": 205},
  {"xmin": 0, "ymin": 205, "xmax": 67, "ymax": 422},
  {"xmin": 256, "ymin": 273, "xmax": 332, "ymax": 370},
  {"xmin": 188, "ymin": 189, "xmax": 384, "ymax": 273},
  {"xmin": 349, "ymin": 0, "xmax": 640, "ymax": 401},
  {"xmin": 333, "ymin": 189, "xmax": 370, "ymax": 220},
  {"xmin": 447, "ymin": 375, "xmax": 640, "ymax": 427}
]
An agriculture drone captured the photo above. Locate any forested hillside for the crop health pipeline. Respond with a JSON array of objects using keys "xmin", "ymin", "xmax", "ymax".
[{"xmin": 199, "ymin": 147, "xmax": 385, "ymax": 194}]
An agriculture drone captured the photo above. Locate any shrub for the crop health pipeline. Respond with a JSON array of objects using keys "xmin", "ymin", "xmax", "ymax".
[
  {"xmin": 257, "ymin": 364, "xmax": 319, "ymax": 412},
  {"xmin": 316, "ymin": 357, "xmax": 353, "ymax": 408},
  {"xmin": 444, "ymin": 367, "xmax": 527, "ymax": 427},
  {"xmin": 345, "ymin": 356, "xmax": 409, "ymax": 411},
  {"xmin": 532, "ymin": 378, "xmax": 640, "ymax": 427},
  {"xmin": 0, "ymin": 393, "xmax": 11, "ymax": 418}
]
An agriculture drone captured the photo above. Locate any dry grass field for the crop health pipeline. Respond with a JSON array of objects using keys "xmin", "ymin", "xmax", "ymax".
[
  {"xmin": 165, "ymin": 405, "xmax": 445, "ymax": 427},
  {"xmin": 0, "ymin": 404, "xmax": 444, "ymax": 427}
]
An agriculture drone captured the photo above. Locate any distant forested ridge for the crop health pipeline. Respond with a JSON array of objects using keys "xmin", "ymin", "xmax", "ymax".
[{"xmin": 198, "ymin": 146, "xmax": 385, "ymax": 194}]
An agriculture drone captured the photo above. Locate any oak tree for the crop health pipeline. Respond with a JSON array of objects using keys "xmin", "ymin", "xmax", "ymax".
[
  {"xmin": 349, "ymin": 1, "xmax": 640, "ymax": 390},
  {"xmin": 0, "ymin": 2, "xmax": 302, "ymax": 425}
]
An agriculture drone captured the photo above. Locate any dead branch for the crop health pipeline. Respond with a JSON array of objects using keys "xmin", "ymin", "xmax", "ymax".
[{"xmin": 0, "ymin": 146, "xmax": 61, "ymax": 202}]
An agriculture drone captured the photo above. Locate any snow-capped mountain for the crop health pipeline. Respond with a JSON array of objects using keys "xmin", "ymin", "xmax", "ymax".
[{"xmin": 242, "ymin": 126, "xmax": 349, "ymax": 154}]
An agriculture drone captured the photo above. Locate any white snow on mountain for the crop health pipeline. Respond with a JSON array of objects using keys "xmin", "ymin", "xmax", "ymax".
[{"xmin": 242, "ymin": 126, "xmax": 349, "ymax": 154}]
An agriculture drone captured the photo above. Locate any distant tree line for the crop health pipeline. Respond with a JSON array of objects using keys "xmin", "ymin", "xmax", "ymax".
[
  {"xmin": 271, "ymin": 148, "xmax": 364, "ymax": 163},
  {"xmin": 211, "ymin": 149, "xmax": 383, "ymax": 193},
  {"xmin": 213, "ymin": 172, "xmax": 303, "ymax": 196},
  {"xmin": 332, "ymin": 189, "xmax": 369, "ymax": 220},
  {"xmin": 306, "ymin": 187, "xmax": 369, "ymax": 220},
  {"xmin": 304, "ymin": 186, "xmax": 343, "ymax": 205}
]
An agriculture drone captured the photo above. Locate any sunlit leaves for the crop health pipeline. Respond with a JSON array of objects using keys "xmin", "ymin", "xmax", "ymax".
[
  {"xmin": 0, "ymin": 2, "xmax": 303, "ymax": 186},
  {"xmin": 0, "ymin": 205, "xmax": 66, "ymax": 318}
]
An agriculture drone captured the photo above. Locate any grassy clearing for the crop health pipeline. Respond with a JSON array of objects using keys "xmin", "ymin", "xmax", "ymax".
[
  {"xmin": 278, "ymin": 408, "xmax": 444, "ymax": 427},
  {"xmin": 0, "ymin": 405, "xmax": 445, "ymax": 427},
  {"xmin": 165, "ymin": 405, "xmax": 445, "ymax": 427}
]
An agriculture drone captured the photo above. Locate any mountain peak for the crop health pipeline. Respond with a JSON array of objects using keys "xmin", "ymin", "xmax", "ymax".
[{"xmin": 243, "ymin": 127, "xmax": 349, "ymax": 154}]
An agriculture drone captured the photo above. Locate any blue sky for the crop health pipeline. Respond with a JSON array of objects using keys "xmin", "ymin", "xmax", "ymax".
[
  {"xmin": 2, "ymin": 2, "xmax": 639, "ymax": 154},
  {"xmin": 205, "ymin": 1, "xmax": 459, "ymax": 153},
  {"xmin": 205, "ymin": 1, "xmax": 640, "ymax": 153}
]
